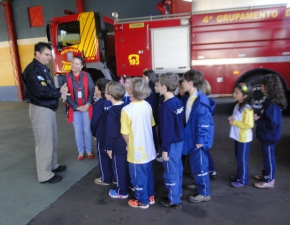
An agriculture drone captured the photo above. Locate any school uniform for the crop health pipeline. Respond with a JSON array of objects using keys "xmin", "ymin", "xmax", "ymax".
[
  {"xmin": 255, "ymin": 99, "xmax": 282, "ymax": 182},
  {"xmin": 159, "ymin": 97, "xmax": 185, "ymax": 204},
  {"xmin": 106, "ymin": 102, "xmax": 128, "ymax": 195},
  {"xmin": 121, "ymin": 100, "xmax": 156, "ymax": 205},
  {"xmin": 91, "ymin": 99, "xmax": 114, "ymax": 183},
  {"xmin": 229, "ymin": 103, "xmax": 254, "ymax": 185},
  {"xmin": 183, "ymin": 90, "xmax": 216, "ymax": 197}
]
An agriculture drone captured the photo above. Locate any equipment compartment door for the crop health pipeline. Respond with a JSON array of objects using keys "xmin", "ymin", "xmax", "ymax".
[
  {"xmin": 151, "ymin": 26, "xmax": 190, "ymax": 74},
  {"xmin": 115, "ymin": 22, "xmax": 152, "ymax": 76}
]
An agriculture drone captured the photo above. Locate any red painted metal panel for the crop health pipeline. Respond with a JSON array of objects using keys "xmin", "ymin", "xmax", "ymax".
[{"xmin": 28, "ymin": 6, "xmax": 44, "ymax": 27}]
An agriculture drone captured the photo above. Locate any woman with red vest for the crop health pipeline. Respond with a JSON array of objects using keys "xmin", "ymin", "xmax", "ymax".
[{"xmin": 62, "ymin": 56, "xmax": 95, "ymax": 160}]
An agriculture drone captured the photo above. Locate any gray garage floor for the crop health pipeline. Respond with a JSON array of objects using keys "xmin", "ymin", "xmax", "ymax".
[{"xmin": 1, "ymin": 99, "xmax": 290, "ymax": 225}]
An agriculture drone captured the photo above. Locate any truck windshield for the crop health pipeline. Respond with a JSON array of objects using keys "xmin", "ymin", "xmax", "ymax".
[{"xmin": 57, "ymin": 21, "xmax": 80, "ymax": 48}]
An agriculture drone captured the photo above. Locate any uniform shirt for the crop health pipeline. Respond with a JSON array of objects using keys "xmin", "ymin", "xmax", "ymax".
[
  {"xmin": 106, "ymin": 101, "xmax": 127, "ymax": 155},
  {"xmin": 121, "ymin": 100, "xmax": 156, "ymax": 164},
  {"xmin": 185, "ymin": 91, "xmax": 198, "ymax": 123},
  {"xmin": 159, "ymin": 97, "xmax": 185, "ymax": 153},
  {"xmin": 229, "ymin": 104, "xmax": 254, "ymax": 143}
]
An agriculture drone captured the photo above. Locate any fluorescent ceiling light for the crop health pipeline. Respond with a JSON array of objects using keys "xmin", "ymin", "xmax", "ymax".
[{"xmin": 183, "ymin": 0, "xmax": 192, "ymax": 2}]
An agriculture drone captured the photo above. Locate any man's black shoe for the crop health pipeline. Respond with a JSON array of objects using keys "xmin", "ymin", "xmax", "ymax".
[
  {"xmin": 52, "ymin": 165, "xmax": 66, "ymax": 173},
  {"xmin": 160, "ymin": 200, "xmax": 182, "ymax": 209},
  {"xmin": 40, "ymin": 175, "xmax": 62, "ymax": 184}
]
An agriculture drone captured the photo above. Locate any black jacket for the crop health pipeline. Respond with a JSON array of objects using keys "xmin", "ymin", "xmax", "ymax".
[{"xmin": 22, "ymin": 59, "xmax": 61, "ymax": 111}]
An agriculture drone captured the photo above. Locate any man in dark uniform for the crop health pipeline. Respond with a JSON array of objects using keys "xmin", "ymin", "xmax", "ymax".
[{"xmin": 22, "ymin": 42, "xmax": 69, "ymax": 183}]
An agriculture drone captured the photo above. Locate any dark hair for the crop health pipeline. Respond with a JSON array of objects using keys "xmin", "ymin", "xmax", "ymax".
[
  {"xmin": 73, "ymin": 56, "xmax": 86, "ymax": 66},
  {"xmin": 34, "ymin": 42, "xmax": 51, "ymax": 55},
  {"xmin": 261, "ymin": 74, "xmax": 287, "ymax": 110},
  {"xmin": 183, "ymin": 69, "xmax": 204, "ymax": 88},
  {"xmin": 143, "ymin": 69, "xmax": 157, "ymax": 85},
  {"xmin": 234, "ymin": 82, "xmax": 252, "ymax": 112},
  {"xmin": 96, "ymin": 78, "xmax": 110, "ymax": 98}
]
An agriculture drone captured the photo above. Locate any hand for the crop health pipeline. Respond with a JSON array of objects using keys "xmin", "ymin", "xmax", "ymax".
[
  {"xmin": 60, "ymin": 83, "xmax": 70, "ymax": 102},
  {"xmin": 107, "ymin": 150, "xmax": 112, "ymax": 159},
  {"xmin": 162, "ymin": 151, "xmax": 169, "ymax": 161},
  {"xmin": 228, "ymin": 116, "xmax": 234, "ymax": 125},
  {"xmin": 196, "ymin": 144, "xmax": 203, "ymax": 148},
  {"xmin": 254, "ymin": 113, "xmax": 260, "ymax": 121}
]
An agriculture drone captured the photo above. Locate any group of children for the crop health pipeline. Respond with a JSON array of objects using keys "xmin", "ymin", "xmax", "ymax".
[
  {"xmin": 228, "ymin": 74, "xmax": 287, "ymax": 189},
  {"xmin": 89, "ymin": 69, "xmax": 287, "ymax": 209}
]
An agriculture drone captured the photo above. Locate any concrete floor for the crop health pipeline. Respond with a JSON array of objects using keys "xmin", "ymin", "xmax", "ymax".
[{"xmin": 1, "ymin": 99, "xmax": 290, "ymax": 225}]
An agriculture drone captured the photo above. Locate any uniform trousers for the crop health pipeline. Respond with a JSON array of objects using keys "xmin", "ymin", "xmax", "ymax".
[
  {"xmin": 112, "ymin": 154, "xmax": 128, "ymax": 195},
  {"xmin": 29, "ymin": 104, "xmax": 59, "ymax": 182},
  {"xmin": 189, "ymin": 148, "xmax": 210, "ymax": 196},
  {"xmin": 235, "ymin": 141, "xmax": 251, "ymax": 185},
  {"xmin": 261, "ymin": 143, "xmax": 276, "ymax": 182},
  {"xmin": 163, "ymin": 141, "xmax": 183, "ymax": 204},
  {"xmin": 129, "ymin": 160, "xmax": 156, "ymax": 205},
  {"xmin": 97, "ymin": 141, "xmax": 114, "ymax": 183}
]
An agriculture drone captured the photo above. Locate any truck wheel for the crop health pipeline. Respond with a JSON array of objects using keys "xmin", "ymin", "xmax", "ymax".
[
  {"xmin": 86, "ymin": 68, "xmax": 104, "ymax": 84},
  {"xmin": 243, "ymin": 74, "xmax": 266, "ymax": 112}
]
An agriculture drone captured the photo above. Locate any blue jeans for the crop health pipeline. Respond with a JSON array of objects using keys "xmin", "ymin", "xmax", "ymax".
[{"xmin": 73, "ymin": 111, "xmax": 92, "ymax": 154}]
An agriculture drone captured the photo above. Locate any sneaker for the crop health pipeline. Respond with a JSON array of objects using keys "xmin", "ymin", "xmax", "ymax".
[
  {"xmin": 149, "ymin": 196, "xmax": 155, "ymax": 205},
  {"xmin": 254, "ymin": 175, "xmax": 263, "ymax": 181},
  {"xmin": 78, "ymin": 154, "xmax": 84, "ymax": 161},
  {"xmin": 109, "ymin": 189, "xmax": 128, "ymax": 199},
  {"xmin": 210, "ymin": 171, "xmax": 217, "ymax": 179},
  {"xmin": 231, "ymin": 181, "xmax": 244, "ymax": 188},
  {"xmin": 156, "ymin": 156, "xmax": 163, "ymax": 162},
  {"xmin": 230, "ymin": 175, "xmax": 237, "ymax": 182},
  {"xmin": 160, "ymin": 200, "xmax": 182, "ymax": 209},
  {"xmin": 128, "ymin": 199, "xmax": 149, "ymax": 209},
  {"xmin": 186, "ymin": 183, "xmax": 197, "ymax": 191},
  {"xmin": 188, "ymin": 193, "xmax": 211, "ymax": 203},
  {"xmin": 254, "ymin": 179, "xmax": 275, "ymax": 189},
  {"xmin": 94, "ymin": 178, "xmax": 110, "ymax": 186}
]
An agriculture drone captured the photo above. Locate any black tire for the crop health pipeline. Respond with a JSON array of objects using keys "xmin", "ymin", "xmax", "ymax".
[
  {"xmin": 86, "ymin": 68, "xmax": 104, "ymax": 84},
  {"xmin": 243, "ymin": 74, "xmax": 266, "ymax": 113}
]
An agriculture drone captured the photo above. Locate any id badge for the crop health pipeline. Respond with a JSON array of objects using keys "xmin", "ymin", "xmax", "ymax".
[{"xmin": 78, "ymin": 91, "xmax": 82, "ymax": 98}]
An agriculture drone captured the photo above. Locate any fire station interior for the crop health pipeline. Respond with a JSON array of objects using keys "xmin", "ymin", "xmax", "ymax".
[{"xmin": 1, "ymin": 1, "xmax": 290, "ymax": 225}]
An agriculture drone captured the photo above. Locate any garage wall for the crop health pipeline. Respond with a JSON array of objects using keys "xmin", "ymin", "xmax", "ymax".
[{"xmin": 0, "ymin": 0, "xmax": 160, "ymax": 101}]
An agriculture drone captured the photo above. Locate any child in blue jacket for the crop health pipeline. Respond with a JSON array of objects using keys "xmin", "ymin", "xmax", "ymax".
[
  {"xmin": 158, "ymin": 73, "xmax": 185, "ymax": 209},
  {"xmin": 105, "ymin": 81, "xmax": 129, "ymax": 198},
  {"xmin": 253, "ymin": 74, "xmax": 287, "ymax": 189},
  {"xmin": 90, "ymin": 78, "xmax": 114, "ymax": 185},
  {"xmin": 182, "ymin": 69, "xmax": 216, "ymax": 203}
]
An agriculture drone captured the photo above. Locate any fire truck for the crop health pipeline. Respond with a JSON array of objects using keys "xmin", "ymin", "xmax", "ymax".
[
  {"xmin": 46, "ymin": 11, "xmax": 116, "ymax": 83},
  {"xmin": 114, "ymin": 0, "xmax": 290, "ymax": 109}
]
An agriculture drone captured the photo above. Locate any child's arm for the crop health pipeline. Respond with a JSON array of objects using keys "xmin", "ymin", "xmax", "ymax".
[
  {"xmin": 232, "ymin": 108, "xmax": 254, "ymax": 129},
  {"xmin": 90, "ymin": 101, "xmax": 103, "ymax": 138},
  {"xmin": 160, "ymin": 105, "xmax": 174, "ymax": 161},
  {"xmin": 105, "ymin": 110, "xmax": 119, "ymax": 153},
  {"xmin": 256, "ymin": 104, "xmax": 281, "ymax": 130},
  {"xmin": 195, "ymin": 106, "xmax": 213, "ymax": 147},
  {"xmin": 121, "ymin": 109, "xmax": 130, "ymax": 151}
]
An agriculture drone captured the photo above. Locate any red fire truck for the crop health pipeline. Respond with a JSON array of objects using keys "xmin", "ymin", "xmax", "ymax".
[
  {"xmin": 46, "ymin": 11, "xmax": 116, "ymax": 83},
  {"xmin": 114, "ymin": 2, "xmax": 290, "ymax": 109}
]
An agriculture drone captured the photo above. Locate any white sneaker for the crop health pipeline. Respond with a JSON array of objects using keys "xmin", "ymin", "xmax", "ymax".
[{"xmin": 94, "ymin": 178, "xmax": 110, "ymax": 185}]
